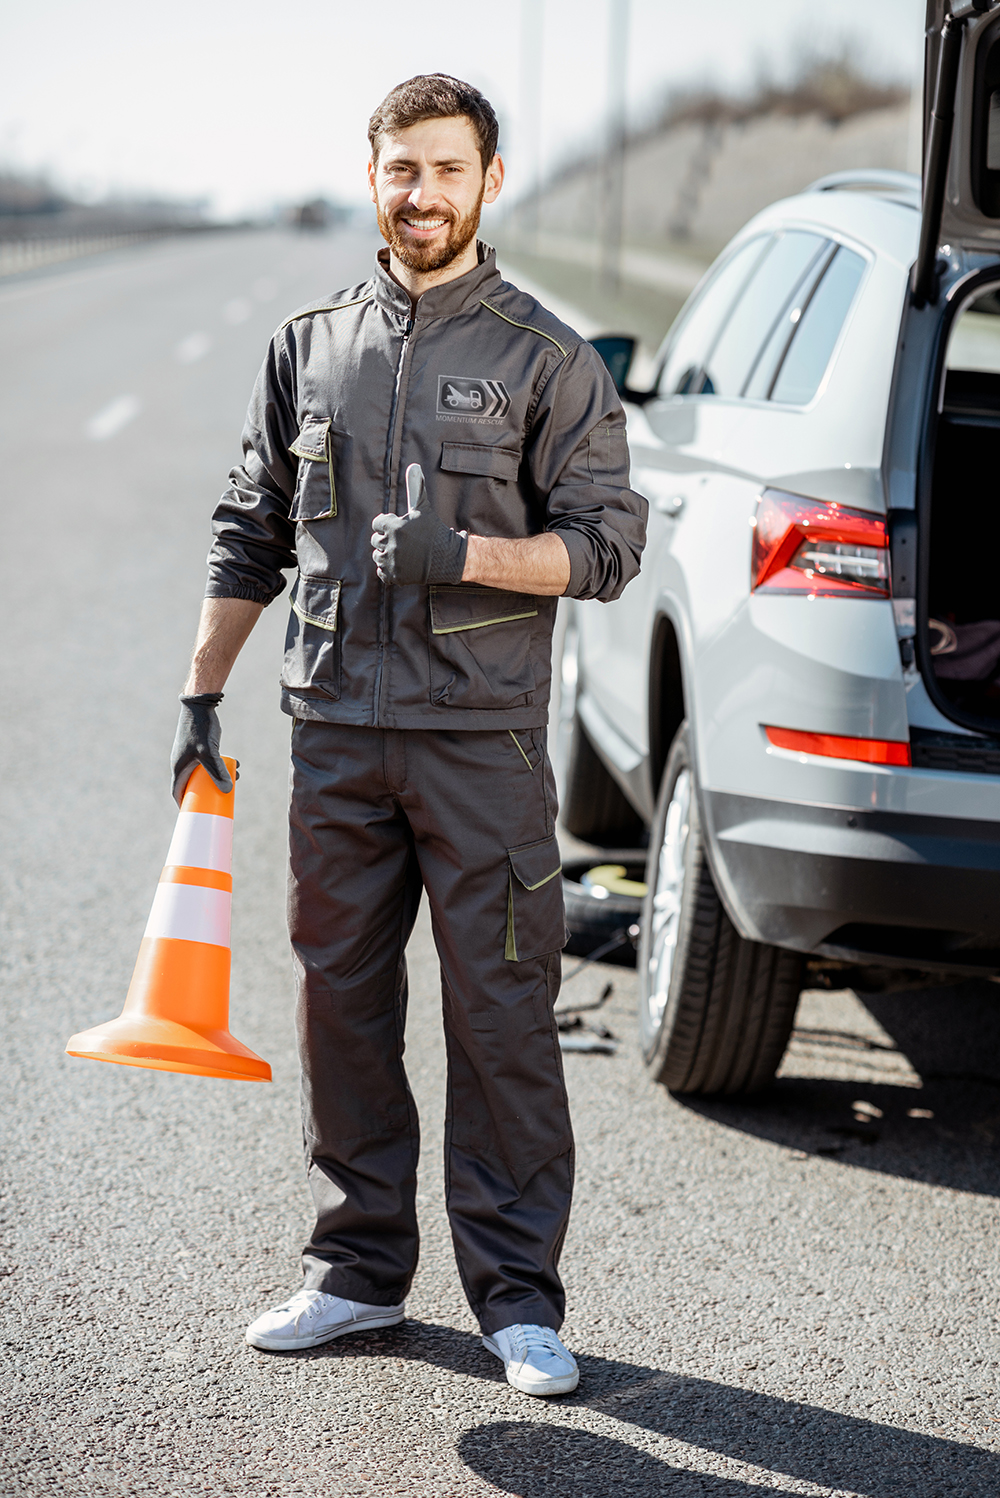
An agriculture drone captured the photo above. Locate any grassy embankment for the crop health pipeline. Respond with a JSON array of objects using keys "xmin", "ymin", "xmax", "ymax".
[{"xmin": 495, "ymin": 245, "xmax": 690, "ymax": 365}]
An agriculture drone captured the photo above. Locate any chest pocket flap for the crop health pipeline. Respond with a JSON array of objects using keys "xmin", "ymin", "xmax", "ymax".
[
  {"xmin": 289, "ymin": 416, "xmax": 336, "ymax": 520},
  {"xmin": 430, "ymin": 585, "xmax": 537, "ymax": 635},
  {"xmin": 440, "ymin": 442, "xmax": 520, "ymax": 482}
]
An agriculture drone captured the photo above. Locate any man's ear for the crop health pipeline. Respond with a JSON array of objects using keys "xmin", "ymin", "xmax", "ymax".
[
  {"xmin": 483, "ymin": 153, "xmax": 504, "ymax": 206},
  {"xmin": 367, "ymin": 158, "xmax": 377, "ymax": 204}
]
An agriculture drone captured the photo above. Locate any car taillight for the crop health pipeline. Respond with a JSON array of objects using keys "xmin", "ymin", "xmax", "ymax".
[
  {"xmin": 765, "ymin": 725, "xmax": 911, "ymax": 766},
  {"xmin": 751, "ymin": 488, "xmax": 889, "ymax": 598}
]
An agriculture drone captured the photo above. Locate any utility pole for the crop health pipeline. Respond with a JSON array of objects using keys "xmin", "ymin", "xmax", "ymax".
[
  {"xmin": 599, "ymin": 0, "xmax": 630, "ymax": 294},
  {"xmin": 518, "ymin": 0, "xmax": 544, "ymax": 255}
]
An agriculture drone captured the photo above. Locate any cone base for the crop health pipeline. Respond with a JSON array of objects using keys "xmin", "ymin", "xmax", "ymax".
[{"xmin": 66, "ymin": 1014, "xmax": 271, "ymax": 1082}]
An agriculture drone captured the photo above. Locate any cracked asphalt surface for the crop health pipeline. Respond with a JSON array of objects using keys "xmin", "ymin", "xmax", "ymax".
[{"xmin": 1, "ymin": 227, "xmax": 999, "ymax": 1496}]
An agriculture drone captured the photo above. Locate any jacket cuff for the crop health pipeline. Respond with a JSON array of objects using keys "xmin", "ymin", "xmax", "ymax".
[
  {"xmin": 552, "ymin": 527, "xmax": 591, "ymax": 600},
  {"xmin": 204, "ymin": 580, "xmax": 281, "ymax": 606}
]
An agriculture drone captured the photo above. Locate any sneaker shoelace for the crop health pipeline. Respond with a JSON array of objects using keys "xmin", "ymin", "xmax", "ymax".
[
  {"xmin": 278, "ymin": 1289, "xmax": 335, "ymax": 1333},
  {"xmin": 505, "ymin": 1324, "xmax": 567, "ymax": 1368}
]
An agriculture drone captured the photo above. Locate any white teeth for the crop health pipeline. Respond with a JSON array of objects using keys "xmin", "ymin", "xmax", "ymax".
[{"xmin": 405, "ymin": 219, "xmax": 446, "ymax": 229}]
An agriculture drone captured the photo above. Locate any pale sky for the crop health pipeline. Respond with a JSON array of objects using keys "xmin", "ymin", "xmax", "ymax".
[{"xmin": 1, "ymin": 0, "xmax": 925, "ymax": 220}]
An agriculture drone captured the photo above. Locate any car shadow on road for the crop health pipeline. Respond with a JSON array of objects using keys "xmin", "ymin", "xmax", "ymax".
[
  {"xmin": 682, "ymin": 979, "xmax": 1000, "ymax": 1195},
  {"xmin": 289, "ymin": 1320, "xmax": 998, "ymax": 1494}
]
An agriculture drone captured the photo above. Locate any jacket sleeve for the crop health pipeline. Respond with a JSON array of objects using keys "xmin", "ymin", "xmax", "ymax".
[
  {"xmin": 204, "ymin": 335, "xmax": 299, "ymax": 604},
  {"xmin": 526, "ymin": 341, "xmax": 648, "ymax": 602}
]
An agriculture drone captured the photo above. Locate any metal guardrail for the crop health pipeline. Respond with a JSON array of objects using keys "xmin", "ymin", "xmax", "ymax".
[
  {"xmin": 0, "ymin": 221, "xmax": 251, "ymax": 279},
  {"xmin": 0, "ymin": 230, "xmax": 169, "ymax": 277}
]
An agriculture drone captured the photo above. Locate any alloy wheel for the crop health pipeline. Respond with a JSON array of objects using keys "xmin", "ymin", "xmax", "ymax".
[{"xmin": 643, "ymin": 767, "xmax": 691, "ymax": 1036}]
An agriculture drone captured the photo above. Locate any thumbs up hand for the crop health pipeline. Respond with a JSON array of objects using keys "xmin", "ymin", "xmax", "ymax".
[{"xmin": 371, "ymin": 463, "xmax": 468, "ymax": 586}]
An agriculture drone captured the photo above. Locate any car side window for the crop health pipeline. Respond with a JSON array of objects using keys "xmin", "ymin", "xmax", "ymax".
[
  {"xmin": 769, "ymin": 246, "xmax": 867, "ymax": 406},
  {"xmin": 701, "ymin": 231, "xmax": 829, "ymax": 398},
  {"xmin": 656, "ymin": 237, "xmax": 769, "ymax": 398},
  {"xmin": 743, "ymin": 243, "xmax": 836, "ymax": 400}
]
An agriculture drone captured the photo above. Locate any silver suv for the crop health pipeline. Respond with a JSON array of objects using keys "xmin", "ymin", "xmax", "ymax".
[{"xmin": 565, "ymin": 0, "xmax": 1000, "ymax": 1096}]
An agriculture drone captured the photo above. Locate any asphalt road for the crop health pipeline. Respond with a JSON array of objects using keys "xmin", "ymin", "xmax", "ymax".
[{"xmin": 1, "ymin": 227, "xmax": 999, "ymax": 1498}]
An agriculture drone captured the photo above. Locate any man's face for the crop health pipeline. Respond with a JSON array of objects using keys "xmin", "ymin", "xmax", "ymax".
[{"xmin": 368, "ymin": 116, "xmax": 502, "ymax": 274}]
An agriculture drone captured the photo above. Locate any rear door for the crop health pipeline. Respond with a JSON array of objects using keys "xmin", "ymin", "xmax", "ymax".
[
  {"xmin": 577, "ymin": 235, "xmax": 771, "ymax": 768},
  {"xmin": 932, "ymin": 0, "xmax": 1000, "ymax": 253},
  {"xmin": 579, "ymin": 228, "xmax": 842, "ymax": 776}
]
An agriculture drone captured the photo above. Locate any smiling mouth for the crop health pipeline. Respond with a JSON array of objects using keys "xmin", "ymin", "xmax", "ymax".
[{"xmin": 399, "ymin": 216, "xmax": 450, "ymax": 235}]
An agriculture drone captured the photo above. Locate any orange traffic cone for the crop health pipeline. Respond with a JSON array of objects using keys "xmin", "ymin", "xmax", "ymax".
[{"xmin": 66, "ymin": 757, "xmax": 271, "ymax": 1082}]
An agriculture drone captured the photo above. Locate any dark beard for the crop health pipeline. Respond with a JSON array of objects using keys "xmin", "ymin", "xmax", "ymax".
[{"xmin": 377, "ymin": 188, "xmax": 484, "ymax": 273}]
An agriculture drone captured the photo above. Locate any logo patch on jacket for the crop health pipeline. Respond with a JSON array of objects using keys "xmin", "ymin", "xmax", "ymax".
[{"xmin": 436, "ymin": 376, "xmax": 511, "ymax": 423}]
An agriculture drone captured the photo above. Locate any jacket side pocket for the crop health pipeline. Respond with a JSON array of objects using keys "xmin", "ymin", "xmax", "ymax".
[
  {"xmin": 281, "ymin": 576, "xmax": 342, "ymax": 700},
  {"xmin": 289, "ymin": 416, "xmax": 336, "ymax": 519},
  {"xmin": 428, "ymin": 585, "xmax": 538, "ymax": 710},
  {"xmin": 506, "ymin": 835, "xmax": 566, "ymax": 962}
]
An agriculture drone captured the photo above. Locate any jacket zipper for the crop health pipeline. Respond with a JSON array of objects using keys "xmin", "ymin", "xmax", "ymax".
[{"xmin": 374, "ymin": 312, "xmax": 414, "ymax": 725}]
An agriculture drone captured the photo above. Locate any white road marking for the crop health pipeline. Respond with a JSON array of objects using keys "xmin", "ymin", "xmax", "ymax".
[
  {"xmin": 252, "ymin": 277, "xmax": 277, "ymax": 301},
  {"xmin": 175, "ymin": 330, "xmax": 212, "ymax": 363},
  {"xmin": 84, "ymin": 394, "xmax": 140, "ymax": 441},
  {"xmin": 223, "ymin": 297, "xmax": 252, "ymax": 324}
]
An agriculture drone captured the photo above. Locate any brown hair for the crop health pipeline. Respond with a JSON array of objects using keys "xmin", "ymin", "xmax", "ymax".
[{"xmin": 368, "ymin": 75, "xmax": 499, "ymax": 172}]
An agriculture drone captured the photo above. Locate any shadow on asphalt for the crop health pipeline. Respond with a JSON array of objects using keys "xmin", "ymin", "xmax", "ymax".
[
  {"xmin": 288, "ymin": 1321, "xmax": 997, "ymax": 1494},
  {"xmin": 458, "ymin": 1421, "xmax": 778, "ymax": 1495},
  {"xmin": 683, "ymin": 980, "xmax": 1000, "ymax": 1195}
]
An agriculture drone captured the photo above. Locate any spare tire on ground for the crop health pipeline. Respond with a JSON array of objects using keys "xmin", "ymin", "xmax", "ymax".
[{"xmin": 562, "ymin": 856, "xmax": 646, "ymax": 967}]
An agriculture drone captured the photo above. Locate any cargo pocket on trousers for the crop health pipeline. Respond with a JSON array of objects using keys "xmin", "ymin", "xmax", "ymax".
[
  {"xmin": 428, "ymin": 585, "xmax": 538, "ymax": 710},
  {"xmin": 289, "ymin": 416, "xmax": 336, "ymax": 519},
  {"xmin": 281, "ymin": 576, "xmax": 342, "ymax": 699},
  {"xmin": 505, "ymin": 835, "xmax": 566, "ymax": 962}
]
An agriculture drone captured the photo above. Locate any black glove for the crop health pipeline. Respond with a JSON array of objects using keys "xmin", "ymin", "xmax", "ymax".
[
  {"xmin": 371, "ymin": 463, "xmax": 468, "ymax": 586},
  {"xmin": 170, "ymin": 692, "xmax": 232, "ymax": 806}
]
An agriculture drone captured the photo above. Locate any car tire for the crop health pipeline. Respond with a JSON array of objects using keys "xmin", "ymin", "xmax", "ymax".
[
  {"xmin": 638, "ymin": 723, "xmax": 803, "ymax": 1096},
  {"xmin": 553, "ymin": 605, "xmax": 644, "ymax": 848},
  {"xmin": 561, "ymin": 713, "xmax": 645, "ymax": 845}
]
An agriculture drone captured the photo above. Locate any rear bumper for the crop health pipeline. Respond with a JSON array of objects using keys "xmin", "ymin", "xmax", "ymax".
[{"xmin": 703, "ymin": 789, "xmax": 1000, "ymax": 971}]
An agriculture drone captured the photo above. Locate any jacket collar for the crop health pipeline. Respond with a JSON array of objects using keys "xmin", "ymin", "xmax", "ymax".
[{"xmin": 372, "ymin": 240, "xmax": 502, "ymax": 324}]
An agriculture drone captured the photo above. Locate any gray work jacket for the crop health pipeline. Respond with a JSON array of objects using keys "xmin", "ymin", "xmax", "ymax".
[{"xmin": 207, "ymin": 242, "xmax": 647, "ymax": 730}]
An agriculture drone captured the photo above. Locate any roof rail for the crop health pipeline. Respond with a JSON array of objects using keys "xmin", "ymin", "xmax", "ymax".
[{"xmin": 806, "ymin": 169, "xmax": 921, "ymax": 207}]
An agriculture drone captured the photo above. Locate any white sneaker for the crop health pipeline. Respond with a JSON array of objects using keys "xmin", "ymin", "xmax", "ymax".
[
  {"xmin": 245, "ymin": 1289, "xmax": 404, "ymax": 1351},
  {"xmin": 483, "ymin": 1323, "xmax": 579, "ymax": 1396}
]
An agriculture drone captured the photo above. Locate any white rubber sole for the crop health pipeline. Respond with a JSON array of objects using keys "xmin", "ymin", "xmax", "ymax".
[
  {"xmin": 482, "ymin": 1334, "xmax": 580, "ymax": 1396},
  {"xmin": 246, "ymin": 1308, "xmax": 405, "ymax": 1352}
]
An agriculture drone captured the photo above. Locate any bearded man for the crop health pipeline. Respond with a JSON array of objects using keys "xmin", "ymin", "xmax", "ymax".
[{"xmin": 171, "ymin": 74, "xmax": 646, "ymax": 1396}]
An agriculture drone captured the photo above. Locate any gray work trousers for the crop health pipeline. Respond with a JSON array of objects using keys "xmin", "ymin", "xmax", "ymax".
[{"xmin": 288, "ymin": 720, "xmax": 574, "ymax": 1335}]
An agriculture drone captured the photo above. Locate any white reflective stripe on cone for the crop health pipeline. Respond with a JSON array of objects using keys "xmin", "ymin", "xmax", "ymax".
[
  {"xmin": 143, "ymin": 883, "xmax": 232, "ymax": 948},
  {"xmin": 164, "ymin": 812, "xmax": 233, "ymax": 873}
]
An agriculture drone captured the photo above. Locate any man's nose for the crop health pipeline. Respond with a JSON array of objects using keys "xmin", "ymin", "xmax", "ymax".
[{"xmin": 407, "ymin": 179, "xmax": 440, "ymax": 210}]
